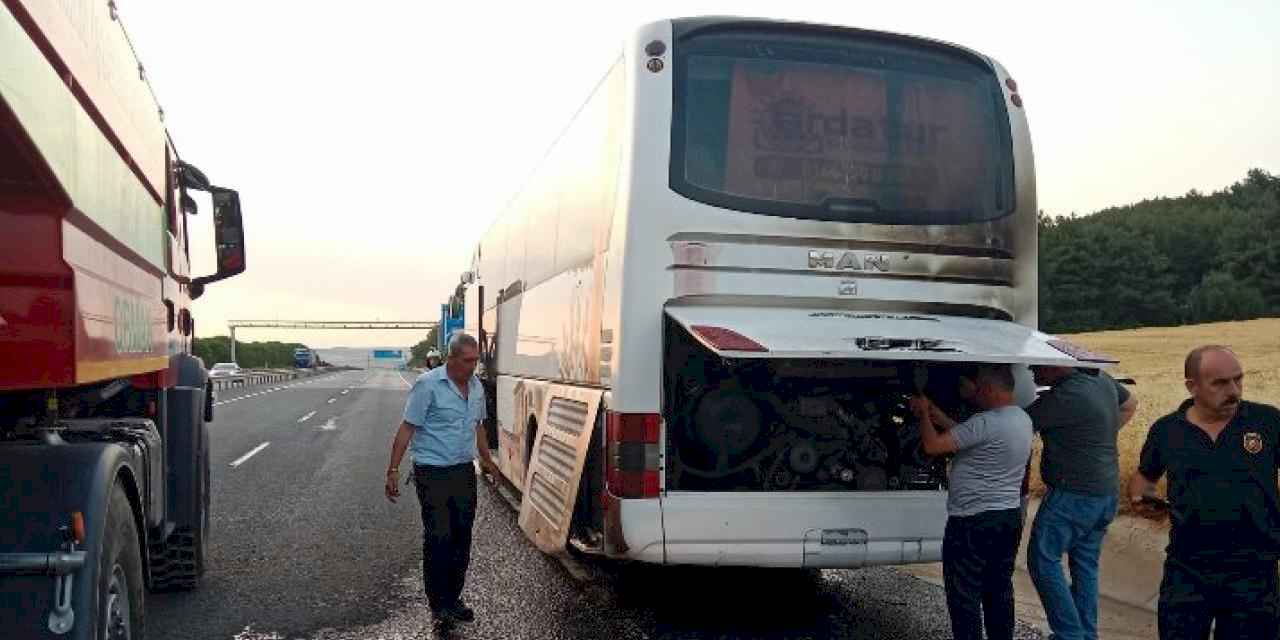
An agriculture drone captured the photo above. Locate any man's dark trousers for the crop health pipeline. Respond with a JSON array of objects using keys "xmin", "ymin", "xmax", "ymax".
[
  {"xmin": 1158, "ymin": 556, "xmax": 1279, "ymax": 640},
  {"xmin": 413, "ymin": 462, "xmax": 477, "ymax": 612},
  {"xmin": 943, "ymin": 507, "xmax": 1023, "ymax": 640}
]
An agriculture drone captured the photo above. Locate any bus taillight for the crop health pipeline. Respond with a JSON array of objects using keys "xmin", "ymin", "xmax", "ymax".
[
  {"xmin": 690, "ymin": 325, "xmax": 768, "ymax": 352},
  {"xmin": 605, "ymin": 412, "xmax": 660, "ymax": 499}
]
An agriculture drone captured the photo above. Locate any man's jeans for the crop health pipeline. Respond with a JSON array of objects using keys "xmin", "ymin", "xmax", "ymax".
[
  {"xmin": 1027, "ymin": 487, "xmax": 1118, "ymax": 640},
  {"xmin": 943, "ymin": 507, "xmax": 1024, "ymax": 640}
]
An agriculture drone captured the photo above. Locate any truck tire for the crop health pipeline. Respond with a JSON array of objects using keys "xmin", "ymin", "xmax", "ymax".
[
  {"xmin": 98, "ymin": 482, "xmax": 146, "ymax": 640},
  {"xmin": 149, "ymin": 435, "xmax": 208, "ymax": 590}
]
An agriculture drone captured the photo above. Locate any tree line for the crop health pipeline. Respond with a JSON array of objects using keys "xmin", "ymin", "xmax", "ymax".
[
  {"xmin": 1039, "ymin": 169, "xmax": 1279, "ymax": 334},
  {"xmin": 193, "ymin": 336, "xmax": 310, "ymax": 369}
]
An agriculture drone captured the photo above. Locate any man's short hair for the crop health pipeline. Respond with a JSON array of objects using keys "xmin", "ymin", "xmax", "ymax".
[
  {"xmin": 447, "ymin": 332, "xmax": 479, "ymax": 358},
  {"xmin": 975, "ymin": 363, "xmax": 1015, "ymax": 392},
  {"xmin": 1184, "ymin": 345, "xmax": 1235, "ymax": 380}
]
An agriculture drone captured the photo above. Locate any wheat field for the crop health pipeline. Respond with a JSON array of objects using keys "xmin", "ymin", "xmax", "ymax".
[{"xmin": 1026, "ymin": 318, "xmax": 1280, "ymax": 520}]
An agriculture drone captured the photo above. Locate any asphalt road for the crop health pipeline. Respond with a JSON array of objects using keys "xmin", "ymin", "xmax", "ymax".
[{"xmin": 147, "ymin": 368, "xmax": 1045, "ymax": 640}]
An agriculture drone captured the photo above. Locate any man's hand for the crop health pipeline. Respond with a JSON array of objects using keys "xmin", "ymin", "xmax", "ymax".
[
  {"xmin": 1126, "ymin": 471, "xmax": 1168, "ymax": 518},
  {"xmin": 479, "ymin": 457, "xmax": 499, "ymax": 482},
  {"xmin": 385, "ymin": 422, "xmax": 415, "ymax": 503},
  {"xmin": 908, "ymin": 395, "xmax": 932, "ymax": 420},
  {"xmin": 1130, "ymin": 492, "xmax": 1169, "ymax": 520},
  {"xmin": 912, "ymin": 393, "xmax": 959, "ymax": 456},
  {"xmin": 928, "ymin": 404, "xmax": 955, "ymax": 430},
  {"xmin": 385, "ymin": 470, "xmax": 401, "ymax": 503}
]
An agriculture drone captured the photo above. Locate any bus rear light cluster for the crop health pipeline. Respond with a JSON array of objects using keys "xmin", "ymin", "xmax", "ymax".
[
  {"xmin": 605, "ymin": 411, "xmax": 660, "ymax": 499},
  {"xmin": 1006, "ymin": 77, "xmax": 1024, "ymax": 108}
]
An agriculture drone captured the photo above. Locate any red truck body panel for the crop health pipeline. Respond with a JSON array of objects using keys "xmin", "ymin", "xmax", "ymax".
[{"xmin": 0, "ymin": 0, "xmax": 189, "ymax": 391}]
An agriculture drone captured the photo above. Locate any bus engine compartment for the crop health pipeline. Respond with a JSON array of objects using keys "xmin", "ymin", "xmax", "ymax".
[{"xmin": 663, "ymin": 316, "xmax": 979, "ymax": 493}]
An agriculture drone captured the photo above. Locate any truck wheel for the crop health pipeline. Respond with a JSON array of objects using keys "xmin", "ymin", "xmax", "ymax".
[
  {"xmin": 149, "ymin": 435, "xmax": 208, "ymax": 590},
  {"xmin": 98, "ymin": 482, "xmax": 146, "ymax": 640}
]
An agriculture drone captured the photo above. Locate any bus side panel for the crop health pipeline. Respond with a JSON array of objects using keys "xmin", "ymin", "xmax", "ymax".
[
  {"xmin": 492, "ymin": 375, "xmax": 550, "ymax": 495},
  {"xmin": 494, "ymin": 375, "xmax": 519, "ymax": 486},
  {"xmin": 608, "ymin": 21, "xmax": 674, "ymax": 415},
  {"xmin": 990, "ymin": 57, "xmax": 1040, "ymax": 327},
  {"xmin": 517, "ymin": 384, "xmax": 602, "ymax": 554}
]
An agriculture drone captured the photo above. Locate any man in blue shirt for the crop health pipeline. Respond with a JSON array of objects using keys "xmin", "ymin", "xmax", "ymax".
[{"xmin": 384, "ymin": 333, "xmax": 496, "ymax": 627}]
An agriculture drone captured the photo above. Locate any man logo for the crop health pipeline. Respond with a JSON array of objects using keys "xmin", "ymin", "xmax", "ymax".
[
  {"xmin": 1244, "ymin": 432, "xmax": 1264, "ymax": 455},
  {"xmin": 808, "ymin": 250, "xmax": 889, "ymax": 272}
]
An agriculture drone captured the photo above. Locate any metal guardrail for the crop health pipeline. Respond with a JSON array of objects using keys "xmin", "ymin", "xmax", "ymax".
[{"xmin": 209, "ymin": 367, "xmax": 329, "ymax": 391}]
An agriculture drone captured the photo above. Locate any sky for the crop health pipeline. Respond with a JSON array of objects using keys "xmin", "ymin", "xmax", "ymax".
[{"xmin": 116, "ymin": 0, "xmax": 1280, "ymax": 348}]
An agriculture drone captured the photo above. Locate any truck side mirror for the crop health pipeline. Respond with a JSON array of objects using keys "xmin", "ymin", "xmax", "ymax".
[
  {"xmin": 212, "ymin": 189, "xmax": 245, "ymax": 277},
  {"xmin": 191, "ymin": 187, "xmax": 245, "ymax": 297}
]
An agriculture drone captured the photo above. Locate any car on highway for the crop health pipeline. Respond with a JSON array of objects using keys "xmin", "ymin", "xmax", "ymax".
[{"xmin": 208, "ymin": 362, "xmax": 243, "ymax": 378}]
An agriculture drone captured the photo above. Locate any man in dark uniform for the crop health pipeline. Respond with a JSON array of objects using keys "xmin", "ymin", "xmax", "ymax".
[{"xmin": 1130, "ymin": 345, "xmax": 1280, "ymax": 639}]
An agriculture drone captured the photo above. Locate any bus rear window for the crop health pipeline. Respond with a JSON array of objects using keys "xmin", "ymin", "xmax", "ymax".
[{"xmin": 672, "ymin": 30, "xmax": 1015, "ymax": 225}]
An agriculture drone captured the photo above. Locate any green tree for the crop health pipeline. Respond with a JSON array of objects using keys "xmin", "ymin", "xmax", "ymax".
[
  {"xmin": 191, "ymin": 336, "xmax": 306, "ymax": 368},
  {"xmin": 1187, "ymin": 270, "xmax": 1266, "ymax": 323},
  {"xmin": 407, "ymin": 326, "xmax": 439, "ymax": 368},
  {"xmin": 1039, "ymin": 168, "xmax": 1279, "ymax": 332}
]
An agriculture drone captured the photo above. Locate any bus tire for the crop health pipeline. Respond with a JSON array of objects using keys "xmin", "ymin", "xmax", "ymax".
[
  {"xmin": 149, "ymin": 431, "xmax": 208, "ymax": 590},
  {"xmin": 98, "ymin": 482, "xmax": 146, "ymax": 639}
]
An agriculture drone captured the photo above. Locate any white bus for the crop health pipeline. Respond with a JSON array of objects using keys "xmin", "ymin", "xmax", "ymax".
[{"xmin": 453, "ymin": 16, "xmax": 1113, "ymax": 569}]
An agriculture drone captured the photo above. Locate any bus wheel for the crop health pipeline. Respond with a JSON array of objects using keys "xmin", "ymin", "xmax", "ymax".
[{"xmin": 98, "ymin": 482, "xmax": 146, "ymax": 640}]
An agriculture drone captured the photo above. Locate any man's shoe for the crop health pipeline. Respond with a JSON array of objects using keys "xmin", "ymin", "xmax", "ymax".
[
  {"xmin": 446, "ymin": 601, "xmax": 475, "ymax": 623},
  {"xmin": 431, "ymin": 606, "xmax": 458, "ymax": 627}
]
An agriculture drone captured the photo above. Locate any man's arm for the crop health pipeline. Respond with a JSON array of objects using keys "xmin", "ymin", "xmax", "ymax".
[
  {"xmin": 1118, "ymin": 395, "xmax": 1139, "ymax": 429},
  {"xmin": 1127, "ymin": 470, "xmax": 1160, "ymax": 504},
  {"xmin": 1113, "ymin": 374, "xmax": 1138, "ymax": 429},
  {"xmin": 385, "ymin": 421, "xmax": 416, "ymax": 503},
  {"xmin": 475, "ymin": 421, "xmax": 497, "ymax": 476},
  {"xmin": 910, "ymin": 395, "xmax": 959, "ymax": 456},
  {"xmin": 1129, "ymin": 421, "xmax": 1165, "ymax": 505}
]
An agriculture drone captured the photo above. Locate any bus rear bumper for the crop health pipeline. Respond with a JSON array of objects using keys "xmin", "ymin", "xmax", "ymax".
[{"xmin": 657, "ymin": 491, "xmax": 947, "ymax": 569}]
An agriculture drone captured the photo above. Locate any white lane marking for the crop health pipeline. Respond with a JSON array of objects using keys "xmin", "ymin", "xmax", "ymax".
[
  {"xmin": 396, "ymin": 372, "xmax": 413, "ymax": 389},
  {"xmin": 318, "ymin": 418, "xmax": 338, "ymax": 431},
  {"xmin": 327, "ymin": 398, "xmax": 336, "ymax": 404},
  {"xmin": 297, "ymin": 411, "xmax": 316, "ymax": 423},
  {"xmin": 229, "ymin": 442, "xmax": 270, "ymax": 468}
]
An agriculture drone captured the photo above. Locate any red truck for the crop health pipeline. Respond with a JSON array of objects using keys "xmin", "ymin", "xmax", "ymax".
[{"xmin": 1, "ymin": 2, "xmax": 246, "ymax": 637}]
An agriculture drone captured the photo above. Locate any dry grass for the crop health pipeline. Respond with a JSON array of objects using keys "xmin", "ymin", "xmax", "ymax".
[{"xmin": 1026, "ymin": 318, "xmax": 1280, "ymax": 522}]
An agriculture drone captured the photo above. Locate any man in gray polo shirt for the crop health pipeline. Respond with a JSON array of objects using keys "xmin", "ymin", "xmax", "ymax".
[
  {"xmin": 911, "ymin": 363, "xmax": 1033, "ymax": 640},
  {"xmin": 1026, "ymin": 366, "xmax": 1138, "ymax": 640}
]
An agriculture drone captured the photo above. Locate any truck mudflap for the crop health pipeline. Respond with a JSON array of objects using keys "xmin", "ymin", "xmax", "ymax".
[
  {"xmin": 518, "ymin": 384, "xmax": 603, "ymax": 554},
  {"xmin": 0, "ymin": 441, "xmax": 143, "ymax": 639}
]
